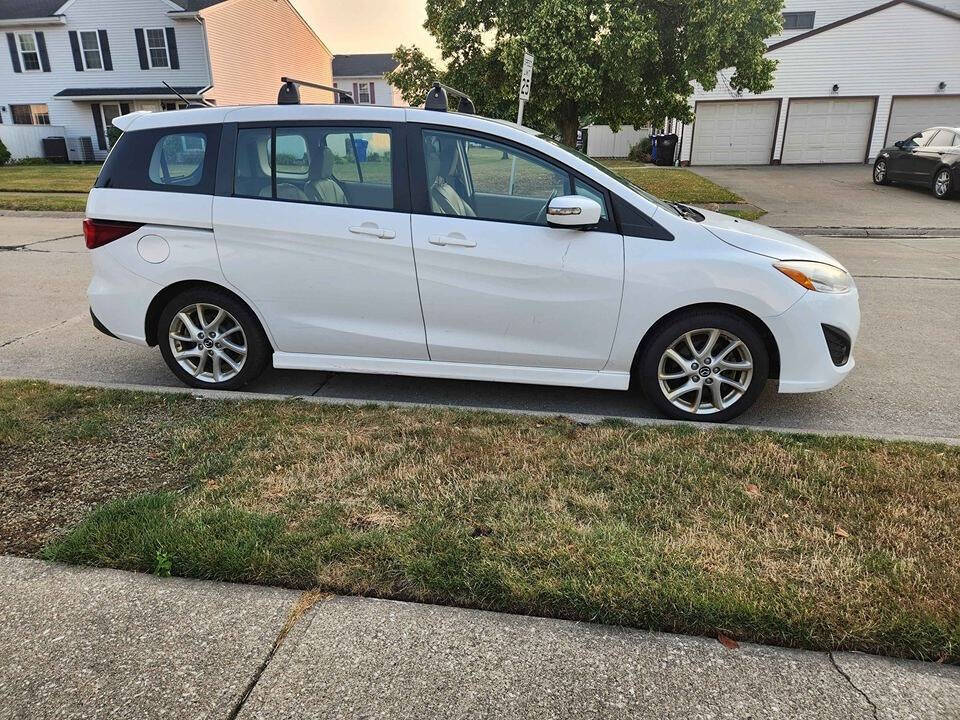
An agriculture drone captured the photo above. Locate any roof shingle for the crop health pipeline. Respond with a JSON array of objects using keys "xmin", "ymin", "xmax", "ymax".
[{"xmin": 333, "ymin": 54, "xmax": 398, "ymax": 78}]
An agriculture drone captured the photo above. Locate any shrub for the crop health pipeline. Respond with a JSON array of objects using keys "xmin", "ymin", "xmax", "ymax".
[
  {"xmin": 8, "ymin": 156, "xmax": 51, "ymax": 166},
  {"xmin": 628, "ymin": 136, "xmax": 652, "ymax": 163},
  {"xmin": 106, "ymin": 125, "xmax": 123, "ymax": 149},
  {"xmin": 0, "ymin": 139, "xmax": 10, "ymax": 166}
]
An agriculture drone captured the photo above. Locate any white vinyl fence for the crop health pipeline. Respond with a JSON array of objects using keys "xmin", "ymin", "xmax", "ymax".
[
  {"xmin": 584, "ymin": 124, "xmax": 650, "ymax": 158},
  {"xmin": 0, "ymin": 125, "xmax": 66, "ymax": 160}
]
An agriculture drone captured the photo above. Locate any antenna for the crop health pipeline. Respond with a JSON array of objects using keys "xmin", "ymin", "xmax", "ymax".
[
  {"xmin": 279, "ymin": 77, "xmax": 355, "ymax": 105},
  {"xmin": 423, "ymin": 82, "xmax": 475, "ymax": 114},
  {"xmin": 162, "ymin": 81, "xmax": 210, "ymax": 108}
]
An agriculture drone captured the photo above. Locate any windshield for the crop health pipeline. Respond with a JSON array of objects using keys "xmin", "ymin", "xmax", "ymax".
[{"xmin": 536, "ymin": 133, "xmax": 680, "ymax": 216}]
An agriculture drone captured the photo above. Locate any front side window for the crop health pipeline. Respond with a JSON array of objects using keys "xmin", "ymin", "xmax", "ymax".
[
  {"xmin": 11, "ymin": 104, "xmax": 50, "ymax": 125},
  {"xmin": 80, "ymin": 31, "xmax": 103, "ymax": 70},
  {"xmin": 572, "ymin": 178, "xmax": 609, "ymax": 220},
  {"xmin": 906, "ymin": 128, "xmax": 939, "ymax": 147},
  {"xmin": 148, "ymin": 132, "xmax": 206, "ymax": 186},
  {"xmin": 421, "ymin": 130, "xmax": 569, "ymax": 224},
  {"xmin": 146, "ymin": 28, "xmax": 169, "ymax": 68},
  {"xmin": 234, "ymin": 126, "xmax": 394, "ymax": 209},
  {"xmin": 17, "ymin": 32, "xmax": 41, "ymax": 71}
]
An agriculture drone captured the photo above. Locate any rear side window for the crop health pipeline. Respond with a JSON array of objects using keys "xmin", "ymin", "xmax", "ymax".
[{"xmin": 95, "ymin": 123, "xmax": 220, "ymax": 194}]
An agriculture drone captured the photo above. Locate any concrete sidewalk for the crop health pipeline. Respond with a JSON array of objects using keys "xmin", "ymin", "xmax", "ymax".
[{"xmin": 1, "ymin": 557, "xmax": 957, "ymax": 719}]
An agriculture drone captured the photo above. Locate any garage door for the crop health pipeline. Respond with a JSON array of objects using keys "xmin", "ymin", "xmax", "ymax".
[
  {"xmin": 781, "ymin": 98, "xmax": 875, "ymax": 164},
  {"xmin": 691, "ymin": 100, "xmax": 779, "ymax": 165},
  {"xmin": 886, "ymin": 96, "xmax": 960, "ymax": 145}
]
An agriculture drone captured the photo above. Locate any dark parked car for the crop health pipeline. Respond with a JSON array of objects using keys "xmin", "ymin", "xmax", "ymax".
[{"xmin": 873, "ymin": 126, "xmax": 959, "ymax": 199}]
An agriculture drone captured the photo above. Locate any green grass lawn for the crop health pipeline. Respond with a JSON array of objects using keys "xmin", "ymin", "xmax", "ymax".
[
  {"xmin": 3, "ymin": 380, "xmax": 957, "ymax": 662},
  {"xmin": 0, "ymin": 192, "xmax": 88, "ymax": 212},
  {"xmin": 0, "ymin": 164, "xmax": 101, "ymax": 192},
  {"xmin": 599, "ymin": 164, "xmax": 743, "ymax": 204}
]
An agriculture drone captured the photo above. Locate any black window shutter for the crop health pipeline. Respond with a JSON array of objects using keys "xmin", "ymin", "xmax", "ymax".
[
  {"xmin": 6, "ymin": 33, "xmax": 21, "ymax": 73},
  {"xmin": 165, "ymin": 27, "xmax": 179, "ymax": 69},
  {"xmin": 119, "ymin": 102, "xmax": 130, "ymax": 115},
  {"xmin": 36, "ymin": 31, "xmax": 51, "ymax": 71},
  {"xmin": 98, "ymin": 30, "xmax": 112, "ymax": 70},
  {"xmin": 134, "ymin": 28, "xmax": 148, "ymax": 69},
  {"xmin": 91, "ymin": 103, "xmax": 106, "ymax": 151},
  {"xmin": 68, "ymin": 31, "xmax": 83, "ymax": 71}
]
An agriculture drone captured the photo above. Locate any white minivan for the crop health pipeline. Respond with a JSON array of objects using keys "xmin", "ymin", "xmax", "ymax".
[{"xmin": 85, "ymin": 86, "xmax": 859, "ymax": 422}]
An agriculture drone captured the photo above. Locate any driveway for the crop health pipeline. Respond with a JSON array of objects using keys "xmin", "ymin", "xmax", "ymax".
[
  {"xmin": 1, "ymin": 215, "xmax": 958, "ymax": 441},
  {"xmin": 696, "ymin": 164, "xmax": 960, "ymax": 229}
]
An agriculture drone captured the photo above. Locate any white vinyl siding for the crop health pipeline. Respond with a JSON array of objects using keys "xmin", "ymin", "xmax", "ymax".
[
  {"xmin": 886, "ymin": 96, "xmax": 960, "ymax": 145},
  {"xmin": 780, "ymin": 98, "xmax": 875, "ymax": 163},
  {"xmin": 691, "ymin": 100, "xmax": 779, "ymax": 165},
  {"xmin": 681, "ymin": 2, "xmax": 960, "ymax": 165}
]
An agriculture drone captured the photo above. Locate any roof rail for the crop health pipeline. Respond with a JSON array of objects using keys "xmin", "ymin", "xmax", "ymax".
[
  {"xmin": 424, "ymin": 82, "xmax": 475, "ymax": 114},
  {"xmin": 278, "ymin": 77, "xmax": 355, "ymax": 105}
]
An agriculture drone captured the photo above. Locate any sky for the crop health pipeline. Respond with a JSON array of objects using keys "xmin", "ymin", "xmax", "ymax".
[{"xmin": 290, "ymin": 0, "xmax": 441, "ymax": 60}]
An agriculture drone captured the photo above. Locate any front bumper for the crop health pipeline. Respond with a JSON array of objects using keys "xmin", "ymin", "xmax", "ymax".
[{"xmin": 766, "ymin": 287, "xmax": 861, "ymax": 394}]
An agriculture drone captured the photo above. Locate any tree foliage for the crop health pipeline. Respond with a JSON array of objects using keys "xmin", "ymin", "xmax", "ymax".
[{"xmin": 387, "ymin": 0, "xmax": 783, "ymax": 145}]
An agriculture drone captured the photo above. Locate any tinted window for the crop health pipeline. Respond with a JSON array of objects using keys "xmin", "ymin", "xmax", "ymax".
[
  {"xmin": 95, "ymin": 124, "xmax": 220, "ymax": 194},
  {"xmin": 906, "ymin": 129, "xmax": 938, "ymax": 147},
  {"xmin": 573, "ymin": 178, "xmax": 608, "ymax": 220},
  {"xmin": 148, "ymin": 132, "xmax": 206, "ymax": 187},
  {"xmin": 423, "ymin": 129, "xmax": 569, "ymax": 224},
  {"xmin": 234, "ymin": 126, "xmax": 394, "ymax": 209},
  {"xmin": 929, "ymin": 130, "xmax": 957, "ymax": 147}
]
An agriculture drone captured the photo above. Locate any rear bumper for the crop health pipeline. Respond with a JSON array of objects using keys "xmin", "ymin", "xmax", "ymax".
[
  {"xmin": 87, "ymin": 248, "xmax": 159, "ymax": 347},
  {"xmin": 767, "ymin": 287, "xmax": 861, "ymax": 394}
]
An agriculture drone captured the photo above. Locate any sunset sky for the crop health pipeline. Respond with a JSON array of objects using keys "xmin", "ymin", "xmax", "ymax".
[{"xmin": 291, "ymin": 0, "xmax": 442, "ymax": 59}]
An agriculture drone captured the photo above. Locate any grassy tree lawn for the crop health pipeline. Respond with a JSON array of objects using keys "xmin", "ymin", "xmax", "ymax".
[{"xmin": 2, "ymin": 380, "xmax": 957, "ymax": 662}]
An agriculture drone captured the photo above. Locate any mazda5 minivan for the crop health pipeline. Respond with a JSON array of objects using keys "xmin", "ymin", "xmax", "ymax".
[{"xmin": 86, "ymin": 88, "xmax": 859, "ymax": 422}]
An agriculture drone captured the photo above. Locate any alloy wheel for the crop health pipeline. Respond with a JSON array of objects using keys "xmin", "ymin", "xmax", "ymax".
[
  {"xmin": 935, "ymin": 170, "xmax": 951, "ymax": 198},
  {"xmin": 168, "ymin": 303, "xmax": 247, "ymax": 383},
  {"xmin": 657, "ymin": 328, "xmax": 754, "ymax": 415},
  {"xmin": 874, "ymin": 161, "xmax": 886, "ymax": 183}
]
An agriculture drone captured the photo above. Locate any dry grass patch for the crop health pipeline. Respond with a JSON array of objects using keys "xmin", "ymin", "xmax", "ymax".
[{"xmin": 1, "ymin": 381, "xmax": 955, "ymax": 661}]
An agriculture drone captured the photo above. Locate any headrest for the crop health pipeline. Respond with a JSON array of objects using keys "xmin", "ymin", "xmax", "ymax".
[{"xmin": 310, "ymin": 143, "xmax": 336, "ymax": 180}]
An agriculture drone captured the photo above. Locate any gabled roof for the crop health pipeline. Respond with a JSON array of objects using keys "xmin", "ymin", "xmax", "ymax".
[
  {"xmin": 333, "ymin": 53, "xmax": 398, "ymax": 78},
  {"xmin": 768, "ymin": 0, "xmax": 960, "ymax": 50},
  {"xmin": 0, "ymin": 0, "xmax": 64, "ymax": 20},
  {"xmin": 167, "ymin": 0, "xmax": 228, "ymax": 10},
  {"xmin": 55, "ymin": 85, "xmax": 206, "ymax": 98}
]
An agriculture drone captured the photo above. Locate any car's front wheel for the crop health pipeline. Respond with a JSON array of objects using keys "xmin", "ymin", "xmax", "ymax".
[
  {"xmin": 873, "ymin": 158, "xmax": 891, "ymax": 185},
  {"xmin": 158, "ymin": 288, "xmax": 269, "ymax": 390},
  {"xmin": 638, "ymin": 311, "xmax": 769, "ymax": 423},
  {"xmin": 933, "ymin": 168, "xmax": 953, "ymax": 199}
]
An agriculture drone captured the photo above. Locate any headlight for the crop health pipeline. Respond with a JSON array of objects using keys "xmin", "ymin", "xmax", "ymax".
[{"xmin": 774, "ymin": 261, "xmax": 853, "ymax": 294}]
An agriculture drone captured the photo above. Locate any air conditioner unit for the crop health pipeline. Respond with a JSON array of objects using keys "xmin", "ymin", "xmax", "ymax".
[{"xmin": 65, "ymin": 136, "xmax": 94, "ymax": 163}]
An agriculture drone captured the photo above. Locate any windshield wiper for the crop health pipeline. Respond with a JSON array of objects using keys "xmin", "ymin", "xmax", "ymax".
[{"xmin": 672, "ymin": 202, "xmax": 704, "ymax": 222}]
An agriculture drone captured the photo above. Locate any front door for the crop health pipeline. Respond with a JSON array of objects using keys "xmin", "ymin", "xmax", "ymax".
[
  {"xmin": 213, "ymin": 123, "xmax": 428, "ymax": 360},
  {"xmin": 410, "ymin": 128, "xmax": 624, "ymax": 370},
  {"xmin": 895, "ymin": 128, "xmax": 938, "ymax": 180}
]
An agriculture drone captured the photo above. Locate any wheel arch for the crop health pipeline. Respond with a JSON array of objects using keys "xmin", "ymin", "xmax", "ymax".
[
  {"xmin": 144, "ymin": 280, "xmax": 273, "ymax": 349},
  {"xmin": 630, "ymin": 302, "xmax": 781, "ymax": 382}
]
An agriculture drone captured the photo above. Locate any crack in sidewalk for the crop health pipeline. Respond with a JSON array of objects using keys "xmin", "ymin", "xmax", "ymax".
[
  {"xmin": 829, "ymin": 651, "xmax": 880, "ymax": 720},
  {"xmin": 0, "ymin": 314, "xmax": 83, "ymax": 349},
  {"xmin": 226, "ymin": 589, "xmax": 329, "ymax": 720},
  {"xmin": 0, "ymin": 233, "xmax": 83, "ymax": 252}
]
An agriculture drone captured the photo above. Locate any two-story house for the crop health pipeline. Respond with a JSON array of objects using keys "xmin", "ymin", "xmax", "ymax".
[
  {"xmin": 332, "ymin": 53, "xmax": 406, "ymax": 107},
  {"xmin": 0, "ymin": 0, "xmax": 334, "ymax": 160},
  {"xmin": 678, "ymin": 0, "xmax": 960, "ymax": 166}
]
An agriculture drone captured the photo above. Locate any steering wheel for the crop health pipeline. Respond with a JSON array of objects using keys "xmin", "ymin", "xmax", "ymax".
[{"xmin": 531, "ymin": 189, "xmax": 558, "ymax": 225}]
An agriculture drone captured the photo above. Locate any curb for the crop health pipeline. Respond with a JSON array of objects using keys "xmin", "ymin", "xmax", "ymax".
[
  {"xmin": 4, "ymin": 375, "xmax": 957, "ymax": 446},
  {"xmin": 773, "ymin": 226, "xmax": 960, "ymax": 238}
]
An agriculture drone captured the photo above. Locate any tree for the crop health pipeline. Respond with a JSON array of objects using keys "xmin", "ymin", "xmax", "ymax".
[
  {"xmin": 387, "ymin": 0, "xmax": 783, "ymax": 146},
  {"xmin": 0, "ymin": 139, "xmax": 10, "ymax": 166}
]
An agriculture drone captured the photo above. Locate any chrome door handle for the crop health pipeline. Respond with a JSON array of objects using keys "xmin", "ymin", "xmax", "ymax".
[
  {"xmin": 428, "ymin": 233, "xmax": 476, "ymax": 248},
  {"xmin": 349, "ymin": 225, "xmax": 395, "ymax": 239}
]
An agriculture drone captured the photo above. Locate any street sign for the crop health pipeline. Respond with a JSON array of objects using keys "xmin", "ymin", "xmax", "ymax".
[{"xmin": 519, "ymin": 52, "xmax": 534, "ymax": 101}]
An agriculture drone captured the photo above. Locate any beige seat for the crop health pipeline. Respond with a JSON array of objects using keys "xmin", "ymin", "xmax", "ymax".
[
  {"xmin": 426, "ymin": 148, "xmax": 475, "ymax": 216},
  {"xmin": 310, "ymin": 146, "xmax": 348, "ymax": 205}
]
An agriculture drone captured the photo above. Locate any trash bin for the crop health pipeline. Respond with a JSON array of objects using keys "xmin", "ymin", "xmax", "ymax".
[
  {"xmin": 655, "ymin": 133, "xmax": 678, "ymax": 166},
  {"xmin": 353, "ymin": 138, "xmax": 369, "ymax": 163},
  {"xmin": 650, "ymin": 133, "xmax": 659, "ymax": 164}
]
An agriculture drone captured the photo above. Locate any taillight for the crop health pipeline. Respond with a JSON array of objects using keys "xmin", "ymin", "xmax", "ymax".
[{"xmin": 83, "ymin": 218, "xmax": 143, "ymax": 250}]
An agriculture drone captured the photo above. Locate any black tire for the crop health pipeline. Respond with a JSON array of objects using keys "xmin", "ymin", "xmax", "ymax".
[
  {"xmin": 158, "ymin": 287, "xmax": 269, "ymax": 390},
  {"xmin": 932, "ymin": 167, "xmax": 954, "ymax": 199},
  {"xmin": 637, "ymin": 310, "xmax": 769, "ymax": 423},
  {"xmin": 873, "ymin": 158, "xmax": 891, "ymax": 186}
]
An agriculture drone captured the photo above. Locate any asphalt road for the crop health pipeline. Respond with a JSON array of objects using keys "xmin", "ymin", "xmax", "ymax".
[{"xmin": 1, "ymin": 214, "xmax": 958, "ymax": 441}]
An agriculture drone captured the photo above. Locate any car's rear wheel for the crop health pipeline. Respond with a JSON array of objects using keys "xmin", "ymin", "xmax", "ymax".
[
  {"xmin": 158, "ymin": 288, "xmax": 269, "ymax": 390},
  {"xmin": 638, "ymin": 311, "xmax": 769, "ymax": 423},
  {"xmin": 933, "ymin": 168, "xmax": 953, "ymax": 199},
  {"xmin": 873, "ymin": 158, "xmax": 891, "ymax": 185}
]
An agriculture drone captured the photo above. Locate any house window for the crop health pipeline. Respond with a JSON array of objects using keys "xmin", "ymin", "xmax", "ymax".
[
  {"xmin": 79, "ymin": 30, "xmax": 103, "ymax": 70},
  {"xmin": 782, "ymin": 11, "xmax": 815, "ymax": 30},
  {"xmin": 357, "ymin": 82, "xmax": 371, "ymax": 104},
  {"xmin": 17, "ymin": 32, "xmax": 42, "ymax": 71},
  {"xmin": 11, "ymin": 104, "xmax": 50, "ymax": 125},
  {"xmin": 145, "ymin": 28, "xmax": 169, "ymax": 68}
]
